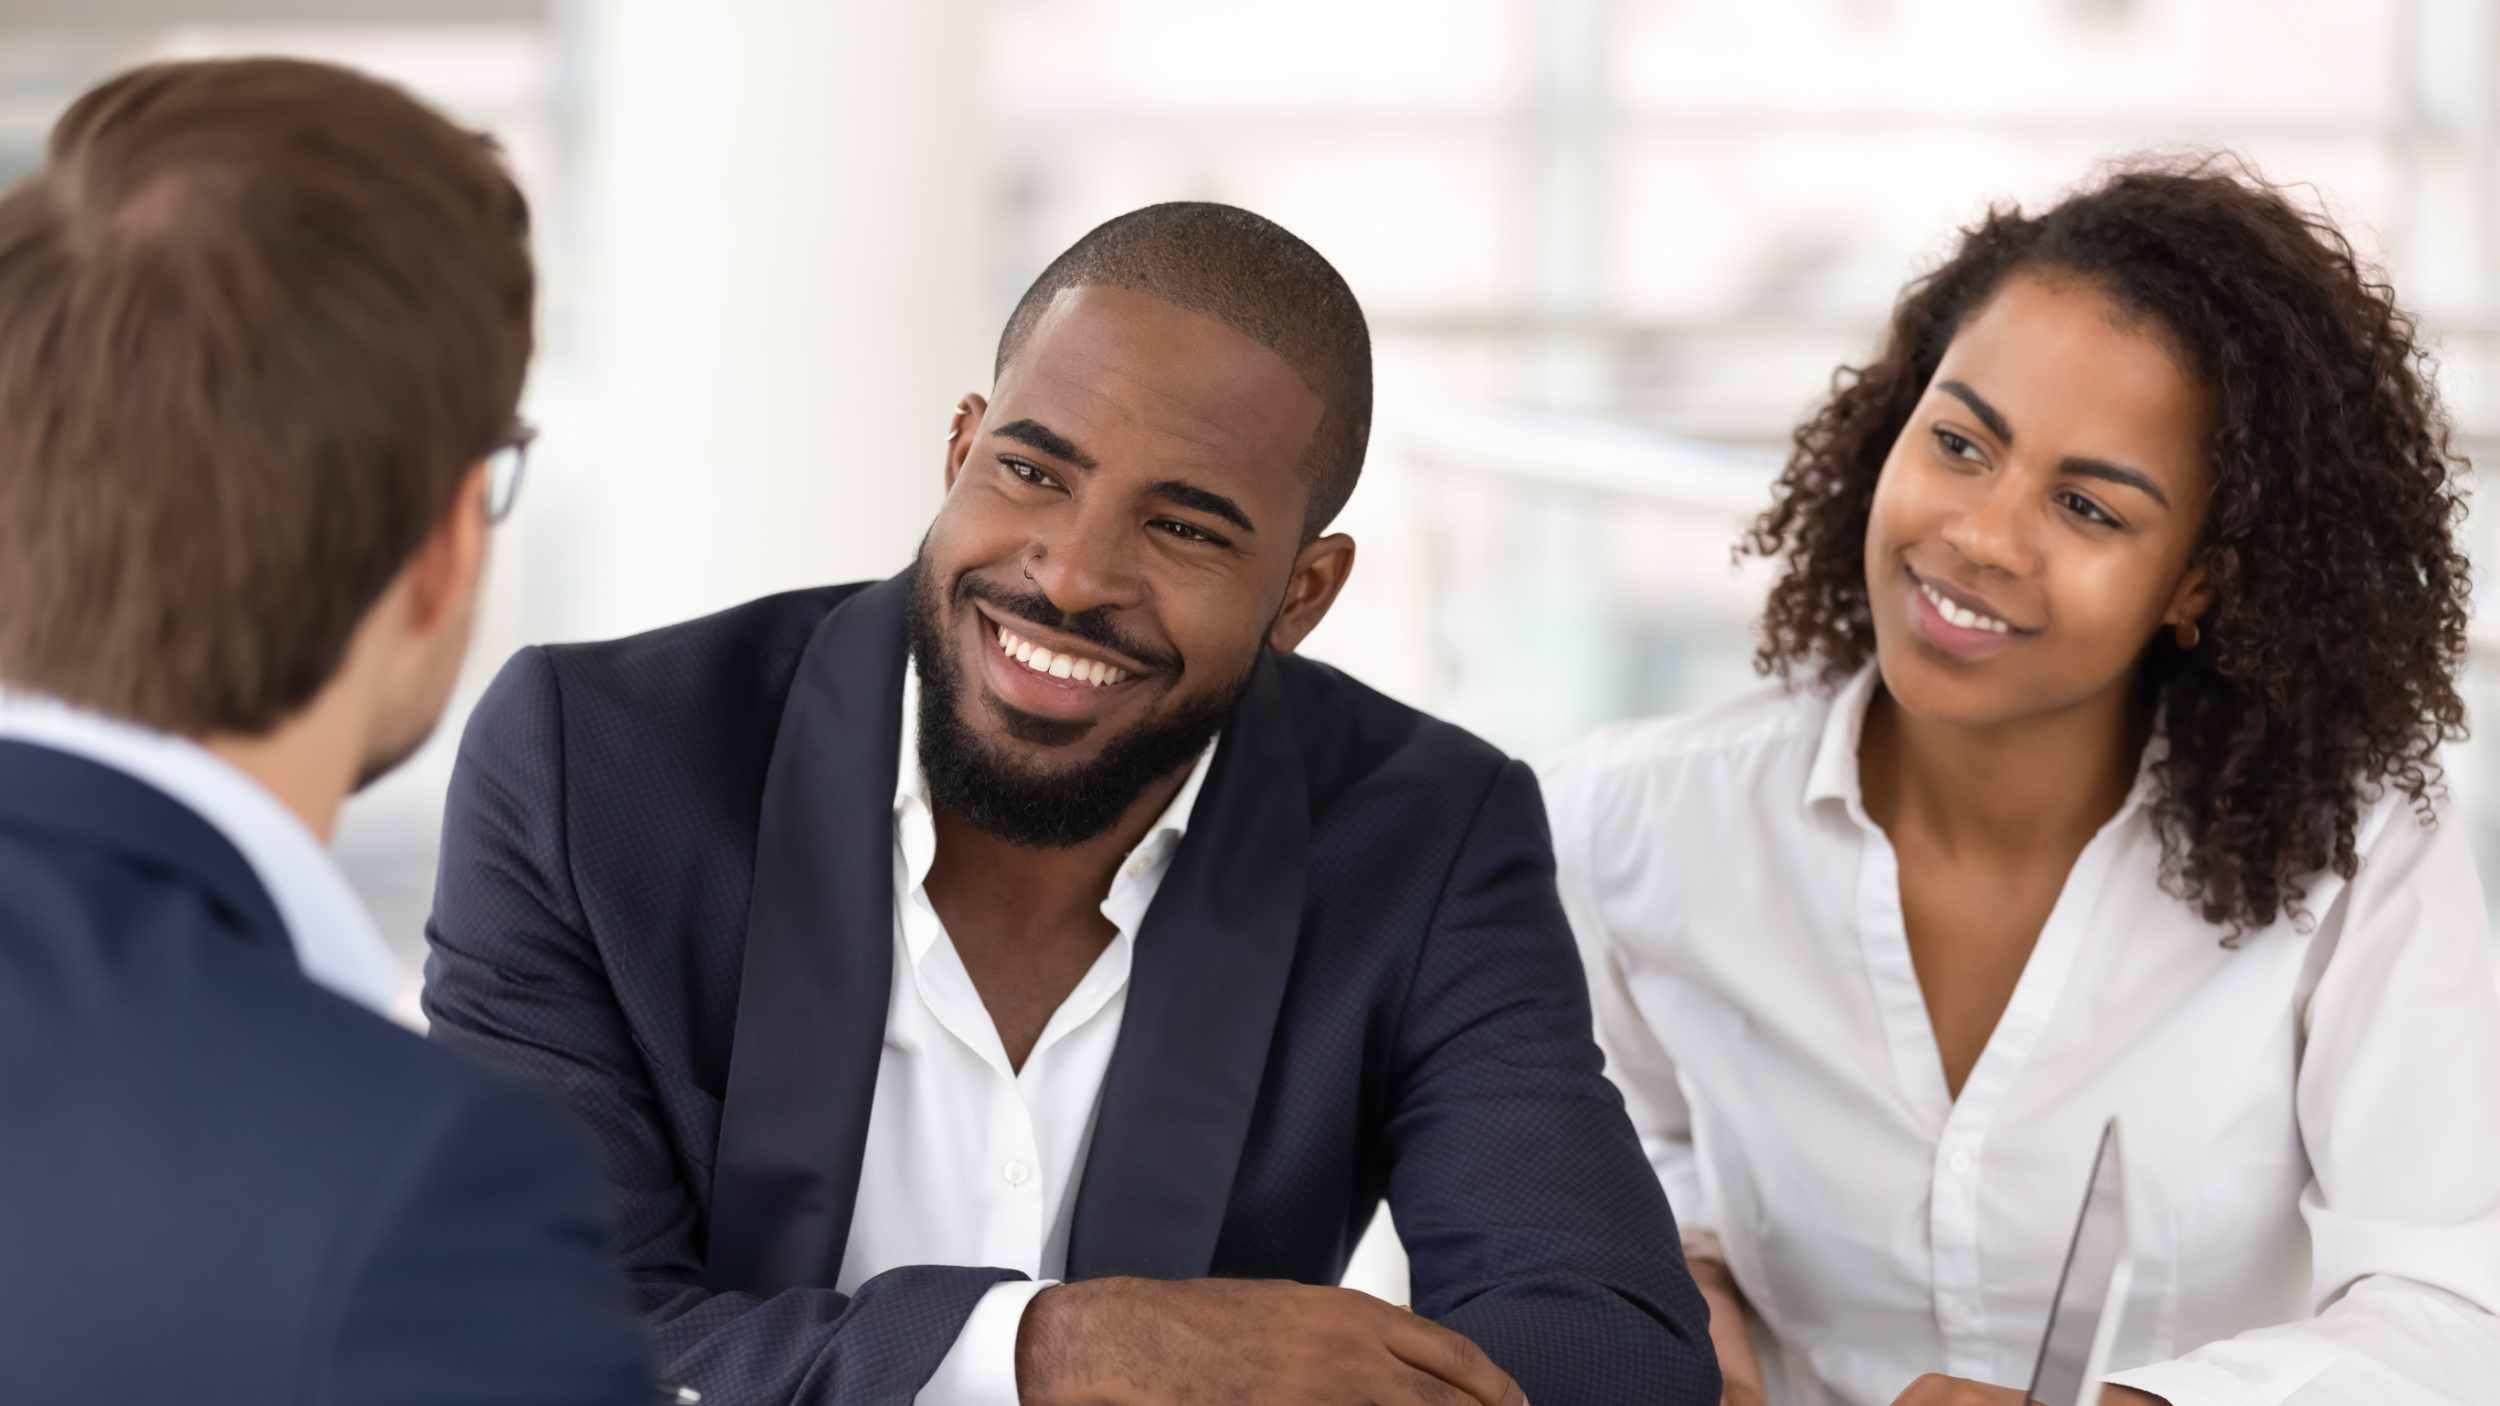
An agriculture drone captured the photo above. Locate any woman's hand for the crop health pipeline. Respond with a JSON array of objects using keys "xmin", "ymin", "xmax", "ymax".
[{"xmin": 1687, "ymin": 1256, "xmax": 1768, "ymax": 1406}]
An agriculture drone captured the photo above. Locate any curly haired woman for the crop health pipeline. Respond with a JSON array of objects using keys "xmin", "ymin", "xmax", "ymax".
[{"xmin": 1540, "ymin": 159, "xmax": 2500, "ymax": 1406}]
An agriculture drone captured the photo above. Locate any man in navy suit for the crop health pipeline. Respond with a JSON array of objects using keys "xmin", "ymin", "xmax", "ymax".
[
  {"xmin": 426, "ymin": 204, "xmax": 1717, "ymax": 1405},
  {"xmin": 0, "ymin": 59, "xmax": 649, "ymax": 1403}
]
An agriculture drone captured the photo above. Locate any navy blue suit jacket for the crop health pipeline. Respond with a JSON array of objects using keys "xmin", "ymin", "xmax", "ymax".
[
  {"xmin": 0, "ymin": 740, "xmax": 651, "ymax": 1404},
  {"xmin": 424, "ymin": 573, "xmax": 1716, "ymax": 1405}
]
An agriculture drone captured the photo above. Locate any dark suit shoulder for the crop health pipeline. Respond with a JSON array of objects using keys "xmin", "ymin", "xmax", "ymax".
[
  {"xmin": 466, "ymin": 583, "xmax": 873, "ymax": 836},
  {"xmin": 543, "ymin": 583, "xmax": 866, "ymax": 720},
  {"xmin": 198, "ymin": 969, "xmax": 649, "ymax": 1404},
  {"xmin": 0, "ymin": 837, "xmax": 627, "ymax": 1399},
  {"xmin": 1271, "ymin": 652, "xmax": 1513, "ymax": 818},
  {"xmin": 0, "ymin": 819, "xmax": 475, "ymax": 1146},
  {"xmin": 164, "ymin": 925, "xmax": 530, "ymax": 1186},
  {"xmin": 124, "ymin": 944, "xmax": 638, "ymax": 1369}
]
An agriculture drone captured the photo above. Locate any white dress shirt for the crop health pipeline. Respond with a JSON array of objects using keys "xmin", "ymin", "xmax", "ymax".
[
  {"xmin": 1539, "ymin": 664, "xmax": 2500, "ymax": 1406},
  {"xmin": 855, "ymin": 663, "xmax": 1215, "ymax": 1404},
  {"xmin": 0, "ymin": 691, "xmax": 402, "ymax": 1017}
]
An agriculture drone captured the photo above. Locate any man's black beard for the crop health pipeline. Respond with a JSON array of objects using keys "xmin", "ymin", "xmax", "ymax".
[{"xmin": 904, "ymin": 553, "xmax": 1249, "ymax": 849}]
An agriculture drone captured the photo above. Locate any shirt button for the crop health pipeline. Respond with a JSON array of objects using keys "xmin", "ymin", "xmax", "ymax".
[
  {"xmin": 1001, "ymin": 1159, "xmax": 1032, "ymax": 1187},
  {"xmin": 1948, "ymin": 1148, "xmax": 1974, "ymax": 1176}
]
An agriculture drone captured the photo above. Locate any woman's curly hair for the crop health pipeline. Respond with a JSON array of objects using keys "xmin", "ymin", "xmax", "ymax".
[{"xmin": 1742, "ymin": 155, "xmax": 2472, "ymax": 938}]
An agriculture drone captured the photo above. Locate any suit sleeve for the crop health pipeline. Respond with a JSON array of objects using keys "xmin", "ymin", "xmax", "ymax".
[
  {"xmin": 423, "ymin": 648, "xmax": 1018, "ymax": 1405},
  {"xmin": 314, "ymin": 1079, "xmax": 653, "ymax": 1406},
  {"xmin": 1384, "ymin": 759, "xmax": 1721, "ymax": 1406}
]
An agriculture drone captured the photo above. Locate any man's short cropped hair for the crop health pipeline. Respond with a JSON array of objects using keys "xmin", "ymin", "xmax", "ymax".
[
  {"xmin": 0, "ymin": 57, "xmax": 534, "ymax": 734},
  {"xmin": 995, "ymin": 202, "xmax": 1372, "ymax": 539}
]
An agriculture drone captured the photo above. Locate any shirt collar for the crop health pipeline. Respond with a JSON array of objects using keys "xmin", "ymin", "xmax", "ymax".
[
  {"xmin": 1801, "ymin": 658, "xmax": 2167, "ymax": 823},
  {"xmin": 1803, "ymin": 661, "xmax": 1886, "ymax": 817},
  {"xmin": 0, "ymin": 691, "xmax": 402, "ymax": 1017},
  {"xmin": 892, "ymin": 658, "xmax": 1217, "ymax": 957},
  {"xmin": 894, "ymin": 664, "xmax": 933, "ymax": 839}
]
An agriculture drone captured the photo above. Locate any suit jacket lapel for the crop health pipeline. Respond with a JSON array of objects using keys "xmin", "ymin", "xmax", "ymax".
[
  {"xmin": 710, "ymin": 574, "xmax": 909, "ymax": 1293},
  {"xmin": 1068, "ymin": 653, "xmax": 1308, "ymax": 1280}
]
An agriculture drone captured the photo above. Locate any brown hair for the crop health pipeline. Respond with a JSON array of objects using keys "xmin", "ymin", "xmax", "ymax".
[
  {"xmin": 0, "ymin": 56, "xmax": 534, "ymax": 734},
  {"xmin": 1742, "ymin": 155, "xmax": 2471, "ymax": 938}
]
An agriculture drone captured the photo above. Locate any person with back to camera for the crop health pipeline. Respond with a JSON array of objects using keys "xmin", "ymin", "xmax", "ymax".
[
  {"xmin": 1542, "ymin": 157, "xmax": 2500, "ymax": 1406},
  {"xmin": 0, "ymin": 57, "xmax": 651, "ymax": 1404}
]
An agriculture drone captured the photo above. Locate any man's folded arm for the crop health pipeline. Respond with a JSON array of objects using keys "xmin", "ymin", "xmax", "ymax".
[
  {"xmin": 422, "ymin": 648, "xmax": 1019, "ymax": 1404},
  {"xmin": 1382, "ymin": 758, "xmax": 1721, "ymax": 1406}
]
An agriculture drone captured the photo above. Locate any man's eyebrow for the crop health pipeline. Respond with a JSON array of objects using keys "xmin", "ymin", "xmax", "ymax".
[
  {"xmin": 993, "ymin": 418, "xmax": 1098, "ymax": 471},
  {"xmin": 2061, "ymin": 456, "xmax": 2173, "ymax": 511},
  {"xmin": 1936, "ymin": 380, "xmax": 2014, "ymax": 445},
  {"xmin": 991, "ymin": 417, "xmax": 1258, "ymax": 534},
  {"xmin": 1150, "ymin": 480, "xmax": 1256, "ymax": 535}
]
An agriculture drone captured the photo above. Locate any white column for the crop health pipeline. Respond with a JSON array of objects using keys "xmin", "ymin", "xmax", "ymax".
[
  {"xmin": 341, "ymin": 3, "xmax": 993, "ymax": 1001},
  {"xmin": 530, "ymin": 0, "xmax": 991, "ymax": 644}
]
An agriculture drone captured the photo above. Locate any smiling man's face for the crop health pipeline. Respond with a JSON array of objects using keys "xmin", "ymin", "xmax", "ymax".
[{"xmin": 905, "ymin": 283, "xmax": 1335, "ymax": 846}]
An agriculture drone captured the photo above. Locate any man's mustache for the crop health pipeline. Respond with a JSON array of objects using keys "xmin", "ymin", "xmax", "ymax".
[{"xmin": 954, "ymin": 574, "xmax": 1183, "ymax": 674}]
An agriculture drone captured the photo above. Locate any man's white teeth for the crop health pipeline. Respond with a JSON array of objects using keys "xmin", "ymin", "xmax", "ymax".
[
  {"xmin": 1921, "ymin": 581, "xmax": 2012, "ymax": 634},
  {"xmin": 995, "ymin": 624, "xmax": 1130, "ymax": 687}
]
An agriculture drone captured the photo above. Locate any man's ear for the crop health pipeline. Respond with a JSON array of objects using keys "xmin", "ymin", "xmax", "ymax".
[
  {"xmin": 943, "ymin": 394, "xmax": 987, "ymax": 492},
  {"xmin": 1266, "ymin": 533, "xmax": 1357, "ymax": 656},
  {"xmin": 403, "ymin": 463, "xmax": 491, "ymax": 636}
]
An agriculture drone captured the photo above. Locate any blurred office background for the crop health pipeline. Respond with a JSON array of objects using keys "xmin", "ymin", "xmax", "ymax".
[{"xmin": 8, "ymin": 0, "xmax": 2500, "ymax": 1292}]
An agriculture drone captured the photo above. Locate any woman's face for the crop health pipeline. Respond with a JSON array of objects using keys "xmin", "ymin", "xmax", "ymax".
[{"xmin": 1864, "ymin": 272, "xmax": 2216, "ymax": 731}]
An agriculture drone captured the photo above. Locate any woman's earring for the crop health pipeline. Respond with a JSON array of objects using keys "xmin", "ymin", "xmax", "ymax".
[{"xmin": 2174, "ymin": 619, "xmax": 2202, "ymax": 651}]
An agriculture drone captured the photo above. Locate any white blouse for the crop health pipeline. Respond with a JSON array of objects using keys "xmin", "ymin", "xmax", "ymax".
[{"xmin": 1539, "ymin": 664, "xmax": 2500, "ymax": 1406}]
